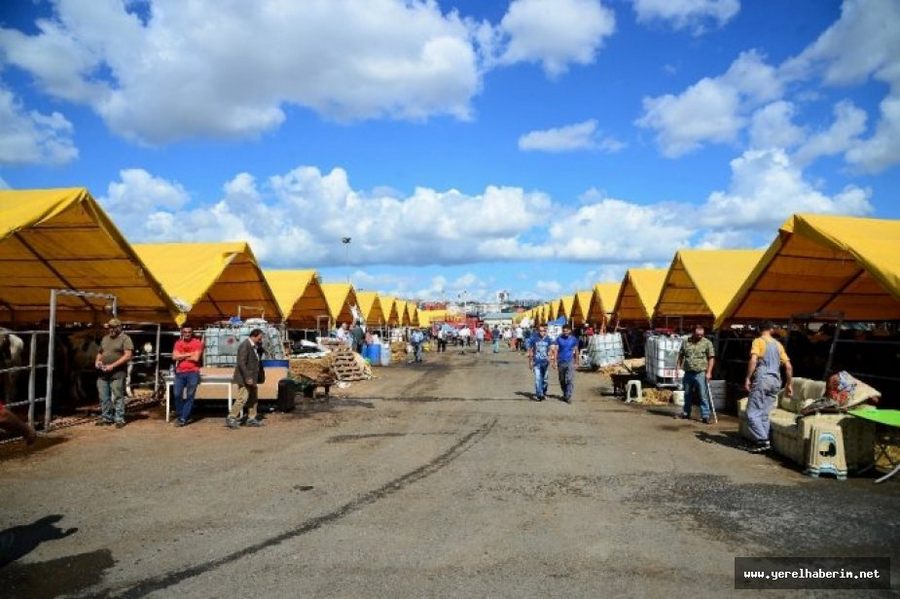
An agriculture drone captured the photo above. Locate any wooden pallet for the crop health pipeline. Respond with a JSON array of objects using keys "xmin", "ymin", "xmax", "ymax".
[{"xmin": 330, "ymin": 347, "xmax": 367, "ymax": 381}]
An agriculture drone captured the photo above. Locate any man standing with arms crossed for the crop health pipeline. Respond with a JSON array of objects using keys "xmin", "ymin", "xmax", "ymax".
[
  {"xmin": 675, "ymin": 324, "xmax": 716, "ymax": 424},
  {"xmin": 95, "ymin": 318, "xmax": 133, "ymax": 429},
  {"xmin": 226, "ymin": 328, "xmax": 266, "ymax": 429},
  {"xmin": 745, "ymin": 321, "xmax": 792, "ymax": 453},
  {"xmin": 171, "ymin": 323, "xmax": 203, "ymax": 427},
  {"xmin": 553, "ymin": 324, "xmax": 580, "ymax": 403},
  {"xmin": 527, "ymin": 324, "xmax": 552, "ymax": 401}
]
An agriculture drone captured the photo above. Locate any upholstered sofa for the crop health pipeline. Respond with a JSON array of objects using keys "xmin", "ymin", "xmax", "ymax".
[{"xmin": 738, "ymin": 377, "xmax": 878, "ymax": 471}]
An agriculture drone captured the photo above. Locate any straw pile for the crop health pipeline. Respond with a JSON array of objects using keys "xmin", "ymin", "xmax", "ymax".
[
  {"xmin": 642, "ymin": 388, "xmax": 673, "ymax": 405},
  {"xmin": 289, "ymin": 356, "xmax": 336, "ymax": 384},
  {"xmin": 391, "ymin": 341, "xmax": 407, "ymax": 362}
]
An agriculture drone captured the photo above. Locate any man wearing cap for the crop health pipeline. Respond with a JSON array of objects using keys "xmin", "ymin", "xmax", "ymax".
[
  {"xmin": 744, "ymin": 321, "xmax": 793, "ymax": 453},
  {"xmin": 94, "ymin": 318, "xmax": 134, "ymax": 428},
  {"xmin": 675, "ymin": 324, "xmax": 715, "ymax": 424}
]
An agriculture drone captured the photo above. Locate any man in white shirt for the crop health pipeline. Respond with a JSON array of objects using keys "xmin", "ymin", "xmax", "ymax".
[{"xmin": 474, "ymin": 325, "xmax": 485, "ymax": 353}]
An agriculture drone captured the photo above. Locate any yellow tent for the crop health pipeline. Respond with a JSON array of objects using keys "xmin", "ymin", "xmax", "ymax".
[
  {"xmin": 320, "ymin": 283, "xmax": 359, "ymax": 327},
  {"xmin": 583, "ymin": 282, "xmax": 621, "ymax": 326},
  {"xmin": 612, "ymin": 268, "xmax": 667, "ymax": 326},
  {"xmin": 716, "ymin": 214, "xmax": 900, "ymax": 328},
  {"xmin": 654, "ymin": 249, "xmax": 764, "ymax": 326},
  {"xmin": 396, "ymin": 300, "xmax": 411, "ymax": 326},
  {"xmin": 547, "ymin": 300, "xmax": 559, "ymax": 321},
  {"xmin": 576, "ymin": 291, "xmax": 593, "ymax": 327},
  {"xmin": 134, "ymin": 242, "xmax": 281, "ymax": 325},
  {"xmin": 0, "ymin": 188, "xmax": 180, "ymax": 324},
  {"xmin": 264, "ymin": 270, "xmax": 330, "ymax": 329},
  {"xmin": 410, "ymin": 304, "xmax": 420, "ymax": 326},
  {"xmin": 355, "ymin": 291, "xmax": 386, "ymax": 326},
  {"xmin": 418, "ymin": 309, "xmax": 447, "ymax": 327},
  {"xmin": 560, "ymin": 294, "xmax": 584, "ymax": 325},
  {"xmin": 381, "ymin": 296, "xmax": 400, "ymax": 326}
]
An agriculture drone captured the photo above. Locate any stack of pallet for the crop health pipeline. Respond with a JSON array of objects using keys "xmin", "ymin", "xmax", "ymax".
[{"xmin": 329, "ymin": 346, "xmax": 370, "ymax": 381}]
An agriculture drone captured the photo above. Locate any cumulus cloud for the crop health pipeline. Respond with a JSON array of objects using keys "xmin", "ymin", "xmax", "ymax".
[
  {"xmin": 518, "ymin": 119, "xmax": 624, "ymax": 152},
  {"xmin": 0, "ymin": 86, "xmax": 78, "ymax": 165},
  {"xmin": 748, "ymin": 101, "xmax": 806, "ymax": 149},
  {"xmin": 631, "ymin": 0, "xmax": 740, "ymax": 33},
  {"xmin": 700, "ymin": 148, "xmax": 873, "ymax": 230},
  {"xmin": 495, "ymin": 0, "xmax": 616, "ymax": 77},
  {"xmin": 0, "ymin": 0, "xmax": 481, "ymax": 144},
  {"xmin": 794, "ymin": 100, "xmax": 867, "ymax": 165},
  {"xmin": 780, "ymin": 0, "xmax": 900, "ymax": 172},
  {"xmin": 636, "ymin": 50, "xmax": 780, "ymax": 157}
]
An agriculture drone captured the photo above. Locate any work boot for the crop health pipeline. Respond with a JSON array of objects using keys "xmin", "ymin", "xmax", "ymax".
[
  {"xmin": 95, "ymin": 419, "xmax": 113, "ymax": 426},
  {"xmin": 244, "ymin": 418, "xmax": 264, "ymax": 427},
  {"xmin": 748, "ymin": 441, "xmax": 771, "ymax": 453},
  {"xmin": 115, "ymin": 421, "xmax": 126, "ymax": 429},
  {"xmin": 701, "ymin": 417, "xmax": 710, "ymax": 424},
  {"xmin": 225, "ymin": 417, "xmax": 240, "ymax": 429}
]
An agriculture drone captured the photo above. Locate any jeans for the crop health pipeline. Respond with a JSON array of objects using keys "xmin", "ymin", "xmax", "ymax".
[
  {"xmin": 747, "ymin": 374, "xmax": 781, "ymax": 442},
  {"xmin": 476, "ymin": 340, "xmax": 483, "ymax": 352},
  {"xmin": 533, "ymin": 362, "xmax": 549, "ymax": 398},
  {"xmin": 682, "ymin": 371, "xmax": 711, "ymax": 419},
  {"xmin": 98, "ymin": 371, "xmax": 126, "ymax": 424},
  {"xmin": 558, "ymin": 360, "xmax": 575, "ymax": 399},
  {"xmin": 492, "ymin": 340, "xmax": 500, "ymax": 353},
  {"xmin": 173, "ymin": 370, "xmax": 200, "ymax": 423},
  {"xmin": 413, "ymin": 343, "xmax": 423, "ymax": 362}
]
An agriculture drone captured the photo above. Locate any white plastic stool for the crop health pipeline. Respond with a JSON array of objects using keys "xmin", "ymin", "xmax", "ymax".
[
  {"xmin": 805, "ymin": 422, "xmax": 847, "ymax": 480},
  {"xmin": 625, "ymin": 380, "xmax": 642, "ymax": 403}
]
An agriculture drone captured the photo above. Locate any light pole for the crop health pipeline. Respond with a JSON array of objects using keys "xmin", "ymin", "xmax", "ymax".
[{"xmin": 341, "ymin": 237, "xmax": 351, "ymax": 283}]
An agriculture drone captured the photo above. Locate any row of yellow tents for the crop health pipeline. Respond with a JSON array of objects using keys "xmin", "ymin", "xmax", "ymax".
[
  {"xmin": 0, "ymin": 188, "xmax": 421, "ymax": 329},
  {"xmin": 520, "ymin": 213, "xmax": 900, "ymax": 330}
]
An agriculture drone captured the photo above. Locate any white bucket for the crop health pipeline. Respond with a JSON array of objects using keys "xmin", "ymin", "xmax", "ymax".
[{"xmin": 672, "ymin": 390, "xmax": 685, "ymax": 406}]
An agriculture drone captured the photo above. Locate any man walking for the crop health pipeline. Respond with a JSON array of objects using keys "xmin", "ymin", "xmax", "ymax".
[
  {"xmin": 94, "ymin": 318, "xmax": 133, "ymax": 428},
  {"xmin": 527, "ymin": 324, "xmax": 552, "ymax": 401},
  {"xmin": 744, "ymin": 321, "xmax": 793, "ymax": 453},
  {"xmin": 491, "ymin": 326, "xmax": 501, "ymax": 353},
  {"xmin": 474, "ymin": 324, "xmax": 485, "ymax": 353},
  {"xmin": 410, "ymin": 328, "xmax": 425, "ymax": 363},
  {"xmin": 171, "ymin": 323, "xmax": 203, "ymax": 427},
  {"xmin": 350, "ymin": 321, "xmax": 365, "ymax": 354},
  {"xmin": 675, "ymin": 324, "xmax": 716, "ymax": 424},
  {"xmin": 553, "ymin": 324, "xmax": 579, "ymax": 403},
  {"xmin": 226, "ymin": 328, "xmax": 266, "ymax": 429}
]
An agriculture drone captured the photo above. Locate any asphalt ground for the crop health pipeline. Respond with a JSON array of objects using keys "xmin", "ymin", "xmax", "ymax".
[{"xmin": 1, "ymin": 346, "xmax": 898, "ymax": 598}]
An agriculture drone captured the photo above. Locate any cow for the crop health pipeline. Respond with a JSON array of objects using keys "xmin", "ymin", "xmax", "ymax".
[{"xmin": 0, "ymin": 328, "xmax": 25, "ymax": 405}]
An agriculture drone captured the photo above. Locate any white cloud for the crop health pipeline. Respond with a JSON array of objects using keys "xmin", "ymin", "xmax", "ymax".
[
  {"xmin": 518, "ymin": 119, "xmax": 624, "ymax": 153},
  {"xmin": 0, "ymin": 86, "xmax": 78, "ymax": 165},
  {"xmin": 0, "ymin": 176, "xmax": 8, "ymax": 189},
  {"xmin": 637, "ymin": 50, "xmax": 780, "ymax": 157},
  {"xmin": 748, "ymin": 101, "xmax": 805, "ymax": 149},
  {"xmin": 700, "ymin": 148, "xmax": 873, "ymax": 230},
  {"xmin": 536, "ymin": 280, "xmax": 563, "ymax": 295},
  {"xmin": 496, "ymin": 0, "xmax": 615, "ymax": 77},
  {"xmin": 794, "ymin": 100, "xmax": 867, "ymax": 165},
  {"xmin": 0, "ymin": 0, "xmax": 481, "ymax": 144},
  {"xmin": 780, "ymin": 0, "xmax": 900, "ymax": 173},
  {"xmin": 631, "ymin": 0, "xmax": 740, "ymax": 33}
]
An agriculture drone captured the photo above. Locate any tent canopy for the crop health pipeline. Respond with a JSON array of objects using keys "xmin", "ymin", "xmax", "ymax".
[
  {"xmin": 716, "ymin": 214, "xmax": 900, "ymax": 328},
  {"xmin": 576, "ymin": 291, "xmax": 593, "ymax": 326},
  {"xmin": 264, "ymin": 269, "xmax": 330, "ymax": 329},
  {"xmin": 613, "ymin": 268, "xmax": 667, "ymax": 326},
  {"xmin": 381, "ymin": 296, "xmax": 400, "ymax": 326},
  {"xmin": 655, "ymin": 249, "xmax": 764, "ymax": 325},
  {"xmin": 396, "ymin": 300, "xmax": 410, "ymax": 326},
  {"xmin": 0, "ymin": 188, "xmax": 179, "ymax": 324},
  {"xmin": 584, "ymin": 282, "xmax": 621, "ymax": 325},
  {"xmin": 320, "ymin": 283, "xmax": 359, "ymax": 326},
  {"xmin": 134, "ymin": 242, "xmax": 281, "ymax": 325},
  {"xmin": 355, "ymin": 291, "xmax": 386, "ymax": 326},
  {"xmin": 560, "ymin": 294, "xmax": 584, "ymax": 325},
  {"xmin": 418, "ymin": 309, "xmax": 447, "ymax": 327}
]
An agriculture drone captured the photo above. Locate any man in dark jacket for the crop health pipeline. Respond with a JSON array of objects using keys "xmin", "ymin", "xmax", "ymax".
[{"xmin": 226, "ymin": 328, "xmax": 266, "ymax": 429}]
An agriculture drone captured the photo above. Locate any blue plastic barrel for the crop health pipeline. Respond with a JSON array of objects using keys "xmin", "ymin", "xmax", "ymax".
[
  {"xmin": 367, "ymin": 344, "xmax": 381, "ymax": 365},
  {"xmin": 261, "ymin": 359, "xmax": 289, "ymax": 368}
]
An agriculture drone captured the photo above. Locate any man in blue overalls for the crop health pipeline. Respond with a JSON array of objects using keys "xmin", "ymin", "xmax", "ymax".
[{"xmin": 744, "ymin": 321, "xmax": 793, "ymax": 453}]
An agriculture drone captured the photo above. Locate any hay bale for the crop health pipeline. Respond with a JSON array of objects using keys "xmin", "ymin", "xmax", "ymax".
[
  {"xmin": 641, "ymin": 388, "xmax": 673, "ymax": 405},
  {"xmin": 289, "ymin": 356, "xmax": 336, "ymax": 384}
]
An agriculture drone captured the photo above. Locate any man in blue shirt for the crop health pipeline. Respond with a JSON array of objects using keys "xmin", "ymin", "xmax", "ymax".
[
  {"xmin": 527, "ymin": 324, "xmax": 552, "ymax": 401},
  {"xmin": 553, "ymin": 324, "xmax": 580, "ymax": 403}
]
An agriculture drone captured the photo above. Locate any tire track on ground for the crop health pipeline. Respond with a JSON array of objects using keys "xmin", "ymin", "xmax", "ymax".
[{"xmin": 106, "ymin": 418, "xmax": 498, "ymax": 598}]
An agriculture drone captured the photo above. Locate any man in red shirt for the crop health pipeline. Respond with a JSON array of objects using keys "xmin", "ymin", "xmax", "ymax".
[{"xmin": 172, "ymin": 324, "xmax": 203, "ymax": 427}]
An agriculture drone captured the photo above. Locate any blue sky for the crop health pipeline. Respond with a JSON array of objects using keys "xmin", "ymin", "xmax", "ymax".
[{"xmin": 1, "ymin": 0, "xmax": 898, "ymax": 302}]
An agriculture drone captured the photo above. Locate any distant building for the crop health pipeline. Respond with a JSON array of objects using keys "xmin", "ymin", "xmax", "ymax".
[{"xmin": 481, "ymin": 312, "xmax": 515, "ymax": 327}]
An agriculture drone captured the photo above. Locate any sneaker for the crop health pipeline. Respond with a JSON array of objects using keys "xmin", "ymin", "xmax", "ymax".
[
  {"xmin": 533, "ymin": 395, "xmax": 544, "ymax": 402},
  {"xmin": 244, "ymin": 418, "xmax": 264, "ymax": 427},
  {"xmin": 95, "ymin": 419, "xmax": 113, "ymax": 426},
  {"xmin": 674, "ymin": 412, "xmax": 690, "ymax": 420},
  {"xmin": 115, "ymin": 421, "xmax": 126, "ymax": 429},
  {"xmin": 748, "ymin": 441, "xmax": 771, "ymax": 454},
  {"xmin": 561, "ymin": 396, "xmax": 572, "ymax": 404},
  {"xmin": 701, "ymin": 417, "xmax": 710, "ymax": 424},
  {"xmin": 225, "ymin": 417, "xmax": 240, "ymax": 429},
  {"xmin": 175, "ymin": 419, "xmax": 187, "ymax": 427}
]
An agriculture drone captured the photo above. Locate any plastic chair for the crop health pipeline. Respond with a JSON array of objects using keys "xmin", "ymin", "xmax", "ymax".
[{"xmin": 625, "ymin": 380, "xmax": 642, "ymax": 403}]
